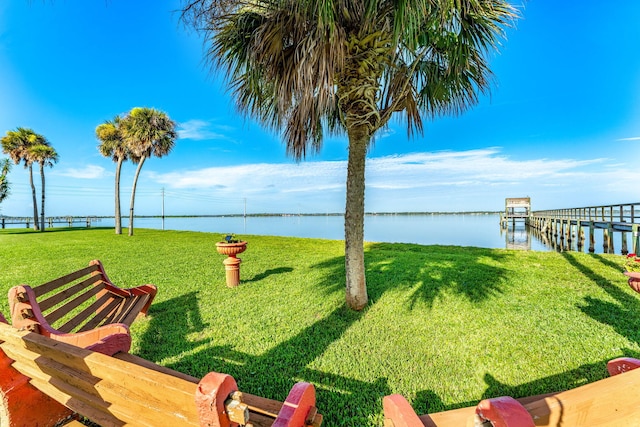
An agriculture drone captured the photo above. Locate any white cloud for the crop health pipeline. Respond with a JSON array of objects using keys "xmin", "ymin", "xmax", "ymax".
[
  {"xmin": 617, "ymin": 136, "xmax": 640, "ymax": 141},
  {"xmin": 148, "ymin": 160, "xmax": 347, "ymax": 196},
  {"xmin": 20, "ymin": 148, "xmax": 635, "ymax": 215},
  {"xmin": 365, "ymin": 149, "xmax": 606, "ymax": 190},
  {"xmin": 57, "ymin": 165, "xmax": 110, "ymax": 179},
  {"xmin": 177, "ymin": 119, "xmax": 233, "ymax": 141},
  {"xmin": 146, "ymin": 148, "xmax": 631, "ymax": 212}
]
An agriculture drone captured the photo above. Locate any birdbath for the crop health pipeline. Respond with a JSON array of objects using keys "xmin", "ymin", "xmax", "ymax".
[{"xmin": 215, "ymin": 238, "xmax": 247, "ymax": 287}]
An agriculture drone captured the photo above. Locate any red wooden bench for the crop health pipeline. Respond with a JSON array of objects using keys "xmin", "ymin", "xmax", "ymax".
[
  {"xmin": 7, "ymin": 260, "xmax": 156, "ymax": 354},
  {"xmin": 383, "ymin": 357, "xmax": 640, "ymax": 427},
  {"xmin": 0, "ymin": 312, "xmax": 323, "ymax": 427}
]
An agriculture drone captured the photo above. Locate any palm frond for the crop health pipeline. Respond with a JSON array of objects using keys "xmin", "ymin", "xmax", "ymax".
[{"xmin": 182, "ymin": 0, "xmax": 518, "ymax": 156}]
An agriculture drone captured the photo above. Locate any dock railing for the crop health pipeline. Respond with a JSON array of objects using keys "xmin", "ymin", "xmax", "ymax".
[
  {"xmin": 528, "ymin": 202, "xmax": 640, "ymax": 254},
  {"xmin": 0, "ymin": 216, "xmax": 100, "ymax": 229}
]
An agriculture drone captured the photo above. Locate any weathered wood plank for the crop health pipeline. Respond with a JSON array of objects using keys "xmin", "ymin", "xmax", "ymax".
[
  {"xmin": 0, "ymin": 322, "xmax": 298, "ymax": 427},
  {"xmin": 390, "ymin": 367, "xmax": 640, "ymax": 427},
  {"xmin": 39, "ymin": 274, "xmax": 104, "ymax": 311},
  {"xmin": 76, "ymin": 299, "xmax": 123, "ymax": 332},
  {"xmin": 114, "ymin": 352, "xmax": 286, "ymax": 421},
  {"xmin": 33, "ymin": 265, "xmax": 100, "ymax": 297},
  {"xmin": 45, "ymin": 286, "xmax": 105, "ymax": 325},
  {"xmin": 117, "ymin": 294, "xmax": 150, "ymax": 326},
  {"xmin": 521, "ymin": 373, "xmax": 640, "ymax": 427},
  {"xmin": 55, "ymin": 293, "xmax": 114, "ymax": 333},
  {"xmin": 0, "ymin": 325, "xmax": 201, "ymax": 426}
]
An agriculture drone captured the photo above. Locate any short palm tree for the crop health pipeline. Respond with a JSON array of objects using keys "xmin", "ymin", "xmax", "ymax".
[
  {"xmin": 181, "ymin": 0, "xmax": 518, "ymax": 310},
  {"xmin": 120, "ymin": 107, "xmax": 177, "ymax": 236},
  {"xmin": 29, "ymin": 143, "xmax": 58, "ymax": 232},
  {"xmin": 0, "ymin": 127, "xmax": 47, "ymax": 230},
  {"xmin": 0, "ymin": 159, "xmax": 10, "ymax": 205},
  {"xmin": 97, "ymin": 116, "xmax": 131, "ymax": 235}
]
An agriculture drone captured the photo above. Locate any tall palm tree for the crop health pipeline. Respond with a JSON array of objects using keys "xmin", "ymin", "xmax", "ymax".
[
  {"xmin": 29, "ymin": 143, "xmax": 58, "ymax": 231},
  {"xmin": 181, "ymin": 0, "xmax": 518, "ymax": 310},
  {"xmin": 120, "ymin": 107, "xmax": 177, "ymax": 236},
  {"xmin": 0, "ymin": 127, "xmax": 46, "ymax": 230},
  {"xmin": 0, "ymin": 159, "xmax": 10, "ymax": 205},
  {"xmin": 97, "ymin": 116, "xmax": 131, "ymax": 235}
]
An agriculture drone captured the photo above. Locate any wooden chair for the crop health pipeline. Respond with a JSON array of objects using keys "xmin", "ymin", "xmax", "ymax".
[{"xmin": 8, "ymin": 260, "xmax": 156, "ymax": 354}]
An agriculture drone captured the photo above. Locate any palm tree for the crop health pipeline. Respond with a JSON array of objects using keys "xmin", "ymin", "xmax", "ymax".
[
  {"xmin": 97, "ymin": 116, "xmax": 131, "ymax": 235},
  {"xmin": 181, "ymin": 0, "xmax": 518, "ymax": 310},
  {"xmin": 29, "ymin": 143, "xmax": 58, "ymax": 231},
  {"xmin": 0, "ymin": 159, "xmax": 10, "ymax": 205},
  {"xmin": 120, "ymin": 107, "xmax": 177, "ymax": 236},
  {"xmin": 0, "ymin": 127, "xmax": 46, "ymax": 230}
]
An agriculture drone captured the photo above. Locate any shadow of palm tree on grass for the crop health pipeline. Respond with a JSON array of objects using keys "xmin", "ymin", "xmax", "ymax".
[
  {"xmin": 562, "ymin": 252, "xmax": 640, "ymax": 346},
  {"xmin": 593, "ymin": 253, "xmax": 624, "ymax": 271},
  {"xmin": 137, "ymin": 243, "xmax": 517, "ymax": 425},
  {"xmin": 144, "ymin": 297, "xmax": 389, "ymax": 425},
  {"xmin": 136, "ymin": 291, "xmax": 209, "ymax": 362},
  {"xmin": 314, "ymin": 243, "xmax": 514, "ymax": 308}
]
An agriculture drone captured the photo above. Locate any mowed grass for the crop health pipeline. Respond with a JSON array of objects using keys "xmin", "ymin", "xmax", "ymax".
[{"xmin": 1, "ymin": 227, "xmax": 639, "ymax": 426}]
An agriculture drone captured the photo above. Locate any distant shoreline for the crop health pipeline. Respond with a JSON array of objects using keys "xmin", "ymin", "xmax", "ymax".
[{"xmin": 1, "ymin": 211, "xmax": 501, "ymax": 220}]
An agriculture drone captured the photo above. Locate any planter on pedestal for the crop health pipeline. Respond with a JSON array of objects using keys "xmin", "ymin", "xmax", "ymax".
[{"xmin": 215, "ymin": 241, "xmax": 247, "ymax": 287}]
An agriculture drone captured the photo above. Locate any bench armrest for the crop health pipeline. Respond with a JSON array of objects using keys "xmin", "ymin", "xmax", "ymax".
[
  {"xmin": 47, "ymin": 323, "xmax": 131, "ymax": 355},
  {"xmin": 383, "ymin": 394, "xmax": 426, "ymax": 427}
]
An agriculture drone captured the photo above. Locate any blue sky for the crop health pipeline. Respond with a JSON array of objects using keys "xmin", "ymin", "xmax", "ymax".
[{"xmin": 1, "ymin": 1, "xmax": 639, "ymax": 217}]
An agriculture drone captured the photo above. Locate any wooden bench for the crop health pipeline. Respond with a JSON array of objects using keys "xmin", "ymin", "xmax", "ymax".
[
  {"xmin": 382, "ymin": 358, "xmax": 640, "ymax": 427},
  {"xmin": 8, "ymin": 260, "xmax": 156, "ymax": 355},
  {"xmin": 0, "ymin": 312, "xmax": 323, "ymax": 427}
]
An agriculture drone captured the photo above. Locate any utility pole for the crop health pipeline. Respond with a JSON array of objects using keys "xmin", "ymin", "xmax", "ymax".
[
  {"xmin": 244, "ymin": 197, "xmax": 246, "ymax": 218},
  {"xmin": 161, "ymin": 188, "xmax": 165, "ymax": 231}
]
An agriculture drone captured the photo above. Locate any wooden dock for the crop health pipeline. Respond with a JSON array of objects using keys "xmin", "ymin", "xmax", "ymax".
[
  {"xmin": 0, "ymin": 216, "xmax": 100, "ymax": 229},
  {"xmin": 526, "ymin": 203, "xmax": 640, "ymax": 254},
  {"xmin": 500, "ymin": 197, "xmax": 531, "ymax": 227}
]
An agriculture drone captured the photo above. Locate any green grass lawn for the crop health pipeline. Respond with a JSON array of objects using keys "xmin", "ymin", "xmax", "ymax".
[{"xmin": 1, "ymin": 227, "xmax": 638, "ymax": 426}]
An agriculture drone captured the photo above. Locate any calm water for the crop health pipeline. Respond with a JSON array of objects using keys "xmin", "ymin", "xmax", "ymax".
[
  {"xmin": 40, "ymin": 213, "xmax": 625, "ymax": 254},
  {"xmin": 3, "ymin": 213, "xmax": 627, "ymax": 254}
]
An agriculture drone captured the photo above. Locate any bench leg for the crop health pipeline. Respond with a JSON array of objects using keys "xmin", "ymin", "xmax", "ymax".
[{"xmin": 0, "ymin": 315, "xmax": 73, "ymax": 427}]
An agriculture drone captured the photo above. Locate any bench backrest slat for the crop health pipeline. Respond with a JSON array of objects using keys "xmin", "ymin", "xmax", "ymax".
[
  {"xmin": 45, "ymin": 285, "xmax": 106, "ymax": 326},
  {"xmin": 39, "ymin": 274, "xmax": 104, "ymax": 312},
  {"xmin": 56, "ymin": 294, "xmax": 117, "ymax": 333},
  {"xmin": 76, "ymin": 299, "xmax": 123, "ymax": 333},
  {"xmin": 0, "ymin": 323, "xmax": 201, "ymax": 426},
  {"xmin": 33, "ymin": 264, "xmax": 102, "ymax": 298},
  {"xmin": 112, "ymin": 294, "xmax": 151, "ymax": 326}
]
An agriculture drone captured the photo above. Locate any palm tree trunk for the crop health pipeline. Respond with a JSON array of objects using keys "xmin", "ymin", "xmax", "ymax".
[
  {"xmin": 39, "ymin": 162, "xmax": 45, "ymax": 232},
  {"xmin": 344, "ymin": 128, "xmax": 369, "ymax": 310},
  {"xmin": 128, "ymin": 156, "xmax": 146, "ymax": 236},
  {"xmin": 115, "ymin": 157, "xmax": 123, "ymax": 235},
  {"xmin": 29, "ymin": 164, "xmax": 39, "ymax": 231}
]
